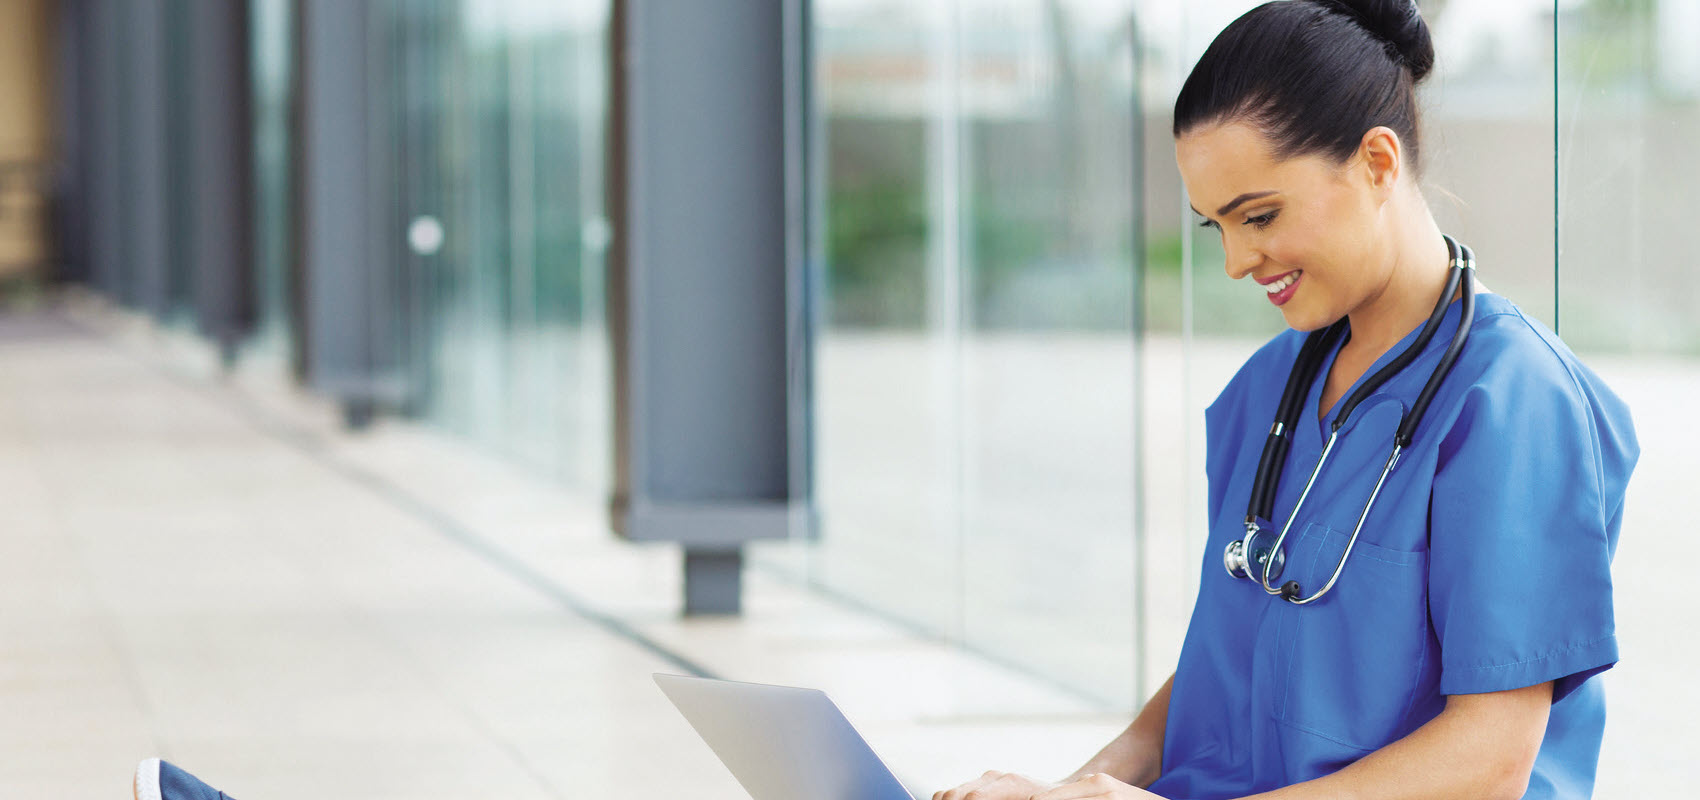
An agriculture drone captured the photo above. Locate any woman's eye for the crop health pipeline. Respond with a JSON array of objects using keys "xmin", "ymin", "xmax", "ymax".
[
  {"xmin": 1197, "ymin": 218, "xmax": 1220, "ymax": 231},
  {"xmin": 1245, "ymin": 210, "xmax": 1279, "ymax": 229}
]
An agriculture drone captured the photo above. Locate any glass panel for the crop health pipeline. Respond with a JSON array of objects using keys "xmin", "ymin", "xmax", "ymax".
[
  {"xmin": 1426, "ymin": 1, "xmax": 1559, "ymax": 324},
  {"xmin": 804, "ymin": 0, "xmax": 1142, "ymax": 709},
  {"xmin": 1131, "ymin": 0, "xmax": 1262, "ymax": 699},
  {"xmin": 956, "ymin": 0, "xmax": 1139, "ymax": 710},
  {"xmin": 512, "ymin": 0, "xmax": 610, "ymax": 488},
  {"xmin": 376, "ymin": 0, "xmax": 609, "ymax": 491},
  {"xmin": 809, "ymin": 0, "xmax": 963, "ymax": 640},
  {"xmin": 380, "ymin": 0, "xmax": 461, "ymax": 428},
  {"xmin": 453, "ymin": 0, "xmax": 513, "ymax": 449},
  {"xmin": 249, "ymin": 0, "xmax": 295, "ymax": 359},
  {"xmin": 1556, "ymin": 0, "xmax": 1694, "ymax": 793}
]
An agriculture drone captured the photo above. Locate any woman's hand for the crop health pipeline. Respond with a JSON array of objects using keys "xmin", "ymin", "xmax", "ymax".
[
  {"xmin": 1031, "ymin": 773, "xmax": 1166, "ymax": 799},
  {"xmin": 933, "ymin": 771, "xmax": 1165, "ymax": 800},
  {"xmin": 932, "ymin": 770, "xmax": 1059, "ymax": 800}
]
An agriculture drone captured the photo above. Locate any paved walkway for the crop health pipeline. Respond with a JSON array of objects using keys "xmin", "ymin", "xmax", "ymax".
[{"xmin": 0, "ymin": 307, "xmax": 1122, "ymax": 799}]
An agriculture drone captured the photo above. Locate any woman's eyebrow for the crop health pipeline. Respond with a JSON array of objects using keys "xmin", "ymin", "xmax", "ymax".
[{"xmin": 1216, "ymin": 191, "xmax": 1278, "ymax": 217}]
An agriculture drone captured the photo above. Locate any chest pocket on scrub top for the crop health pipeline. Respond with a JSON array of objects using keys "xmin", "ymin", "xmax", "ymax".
[
  {"xmin": 1273, "ymin": 525, "xmax": 1428, "ymax": 751},
  {"xmin": 1271, "ymin": 396, "xmax": 1432, "ymax": 752}
]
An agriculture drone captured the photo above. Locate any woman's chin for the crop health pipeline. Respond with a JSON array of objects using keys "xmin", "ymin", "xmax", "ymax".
[{"xmin": 1277, "ymin": 303, "xmax": 1337, "ymax": 333}]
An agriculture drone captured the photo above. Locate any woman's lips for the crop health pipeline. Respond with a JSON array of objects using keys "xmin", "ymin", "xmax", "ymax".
[{"xmin": 1262, "ymin": 270, "xmax": 1301, "ymax": 306}]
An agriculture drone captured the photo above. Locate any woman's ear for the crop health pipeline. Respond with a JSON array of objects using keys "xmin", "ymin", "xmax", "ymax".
[{"xmin": 1358, "ymin": 126, "xmax": 1403, "ymax": 196}]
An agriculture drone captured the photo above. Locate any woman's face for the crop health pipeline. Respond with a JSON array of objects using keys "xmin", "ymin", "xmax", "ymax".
[{"xmin": 1175, "ymin": 121, "xmax": 1390, "ymax": 332}]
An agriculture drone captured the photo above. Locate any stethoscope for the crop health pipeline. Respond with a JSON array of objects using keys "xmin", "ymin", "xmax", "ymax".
[{"xmin": 1222, "ymin": 234, "xmax": 1476, "ymax": 605}]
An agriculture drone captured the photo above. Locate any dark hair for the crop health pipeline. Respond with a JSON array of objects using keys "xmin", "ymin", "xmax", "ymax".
[{"xmin": 1173, "ymin": 0, "xmax": 1435, "ymax": 173}]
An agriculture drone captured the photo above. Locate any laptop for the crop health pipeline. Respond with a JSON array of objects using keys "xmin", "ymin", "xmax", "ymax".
[{"xmin": 653, "ymin": 672, "xmax": 919, "ymax": 800}]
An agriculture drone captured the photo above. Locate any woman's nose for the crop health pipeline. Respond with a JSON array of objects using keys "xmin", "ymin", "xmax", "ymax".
[{"xmin": 1223, "ymin": 235, "xmax": 1261, "ymax": 281}]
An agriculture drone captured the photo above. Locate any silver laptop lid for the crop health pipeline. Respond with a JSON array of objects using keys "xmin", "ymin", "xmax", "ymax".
[{"xmin": 653, "ymin": 673, "xmax": 916, "ymax": 800}]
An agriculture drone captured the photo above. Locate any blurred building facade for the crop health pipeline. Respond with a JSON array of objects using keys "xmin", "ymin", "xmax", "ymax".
[
  {"xmin": 8, "ymin": 0, "xmax": 1692, "ymax": 768},
  {"xmin": 0, "ymin": 0, "xmax": 54, "ymax": 284}
]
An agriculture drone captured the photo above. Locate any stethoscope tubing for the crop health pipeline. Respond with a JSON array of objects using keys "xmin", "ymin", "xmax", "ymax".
[
  {"xmin": 1258, "ymin": 430, "xmax": 1337, "ymax": 594},
  {"xmin": 1230, "ymin": 235, "xmax": 1477, "ymax": 605},
  {"xmin": 1283, "ymin": 444, "xmax": 1400, "ymax": 604},
  {"xmin": 1283, "ymin": 261, "xmax": 1474, "ymax": 603}
]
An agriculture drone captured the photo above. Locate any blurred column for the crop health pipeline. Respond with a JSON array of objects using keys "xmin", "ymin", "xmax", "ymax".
[
  {"xmin": 51, "ymin": 0, "xmax": 87, "ymax": 284},
  {"xmin": 608, "ymin": 0, "xmax": 813, "ymax": 615},
  {"xmin": 123, "ymin": 0, "xmax": 170, "ymax": 314},
  {"xmin": 57, "ymin": 0, "xmax": 166, "ymax": 305},
  {"xmin": 79, "ymin": 0, "xmax": 124, "ymax": 298},
  {"xmin": 186, "ymin": 0, "xmax": 256, "ymax": 364},
  {"xmin": 298, "ymin": 0, "xmax": 400, "ymax": 426}
]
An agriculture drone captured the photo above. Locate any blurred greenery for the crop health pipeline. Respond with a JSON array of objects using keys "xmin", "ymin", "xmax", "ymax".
[
  {"xmin": 1142, "ymin": 229, "xmax": 1285, "ymax": 339},
  {"xmin": 1558, "ymin": 0, "xmax": 1665, "ymax": 98},
  {"xmin": 825, "ymin": 177, "xmax": 929, "ymax": 327},
  {"xmin": 823, "ymin": 168, "xmax": 1282, "ymax": 337},
  {"xmin": 825, "ymin": 175, "xmax": 1136, "ymax": 330}
]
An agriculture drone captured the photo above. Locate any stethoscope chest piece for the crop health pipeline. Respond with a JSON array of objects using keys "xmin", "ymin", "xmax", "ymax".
[{"xmin": 1223, "ymin": 522, "xmax": 1286, "ymax": 582}]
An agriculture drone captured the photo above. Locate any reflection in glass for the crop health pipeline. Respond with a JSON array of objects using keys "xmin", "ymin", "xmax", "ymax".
[
  {"xmin": 808, "ymin": 0, "xmax": 961, "ymax": 642},
  {"xmin": 375, "ymin": 0, "xmax": 610, "ymax": 491},
  {"xmin": 956, "ymin": 0, "xmax": 1138, "ymax": 710},
  {"xmin": 803, "ymin": 0, "xmax": 1141, "ymax": 710},
  {"xmin": 249, "ymin": 0, "xmax": 295, "ymax": 360},
  {"xmin": 1557, "ymin": 1, "xmax": 1695, "ymax": 795}
]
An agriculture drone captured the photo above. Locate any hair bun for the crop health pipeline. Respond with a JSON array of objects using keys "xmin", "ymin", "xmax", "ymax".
[{"xmin": 1320, "ymin": 0, "xmax": 1435, "ymax": 82}]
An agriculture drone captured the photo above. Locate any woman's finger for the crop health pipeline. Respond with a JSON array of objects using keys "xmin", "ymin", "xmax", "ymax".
[{"xmin": 935, "ymin": 770, "xmax": 1003, "ymax": 800}]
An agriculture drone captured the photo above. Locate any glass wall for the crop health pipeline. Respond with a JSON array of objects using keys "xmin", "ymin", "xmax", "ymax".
[
  {"xmin": 75, "ymin": 0, "xmax": 617, "ymax": 486},
  {"xmin": 1557, "ymin": 1, "xmax": 1697, "ymax": 794},
  {"xmin": 792, "ymin": 0, "xmax": 1578, "ymax": 714},
  {"xmin": 249, "ymin": 0, "xmax": 295, "ymax": 361},
  {"xmin": 795, "ymin": 0, "xmax": 1142, "ymax": 710},
  {"xmin": 374, "ymin": 0, "xmax": 611, "ymax": 491}
]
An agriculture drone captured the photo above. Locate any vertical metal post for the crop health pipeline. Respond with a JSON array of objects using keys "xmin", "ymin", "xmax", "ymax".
[
  {"xmin": 123, "ymin": 0, "xmax": 170, "ymax": 315},
  {"xmin": 298, "ymin": 0, "xmax": 398, "ymax": 426},
  {"xmin": 609, "ymin": 0, "xmax": 811, "ymax": 615},
  {"xmin": 683, "ymin": 550, "xmax": 746, "ymax": 617},
  {"xmin": 187, "ymin": 0, "xmax": 256, "ymax": 365},
  {"xmin": 84, "ymin": 0, "xmax": 126, "ymax": 300},
  {"xmin": 51, "ymin": 0, "xmax": 88, "ymax": 285}
]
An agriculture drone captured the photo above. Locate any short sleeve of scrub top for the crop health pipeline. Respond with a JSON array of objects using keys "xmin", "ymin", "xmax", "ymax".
[
  {"xmin": 1427, "ymin": 338, "xmax": 1636, "ymax": 703},
  {"xmin": 1149, "ymin": 293, "xmax": 1639, "ymax": 800}
]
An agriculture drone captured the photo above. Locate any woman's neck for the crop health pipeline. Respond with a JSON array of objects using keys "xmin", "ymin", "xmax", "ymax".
[{"xmin": 1343, "ymin": 205, "xmax": 1453, "ymax": 358}]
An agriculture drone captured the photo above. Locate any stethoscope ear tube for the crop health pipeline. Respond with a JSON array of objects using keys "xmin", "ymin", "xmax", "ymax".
[
  {"xmin": 1245, "ymin": 322, "xmax": 1347, "ymax": 527},
  {"xmin": 1396, "ymin": 245, "xmax": 1474, "ymax": 448},
  {"xmin": 1328, "ymin": 255, "xmax": 1465, "ymax": 433}
]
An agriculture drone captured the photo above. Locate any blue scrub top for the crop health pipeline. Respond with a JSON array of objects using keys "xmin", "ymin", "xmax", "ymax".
[{"xmin": 1150, "ymin": 293, "xmax": 1638, "ymax": 800}]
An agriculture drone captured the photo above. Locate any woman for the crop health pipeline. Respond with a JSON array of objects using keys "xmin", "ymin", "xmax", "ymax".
[{"xmin": 935, "ymin": 1, "xmax": 1636, "ymax": 799}]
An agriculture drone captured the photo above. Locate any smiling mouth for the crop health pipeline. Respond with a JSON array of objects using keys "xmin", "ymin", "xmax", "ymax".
[
  {"xmin": 1261, "ymin": 271, "xmax": 1300, "ymax": 294},
  {"xmin": 1261, "ymin": 271, "xmax": 1302, "ymax": 306}
]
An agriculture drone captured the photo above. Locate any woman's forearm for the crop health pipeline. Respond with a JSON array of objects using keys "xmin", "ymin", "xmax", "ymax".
[
  {"xmin": 1066, "ymin": 673, "xmax": 1174, "ymax": 789},
  {"xmin": 1238, "ymin": 682, "xmax": 1552, "ymax": 800}
]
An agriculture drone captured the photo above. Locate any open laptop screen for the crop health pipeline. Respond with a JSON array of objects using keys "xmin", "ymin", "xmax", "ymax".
[{"xmin": 654, "ymin": 673, "xmax": 916, "ymax": 800}]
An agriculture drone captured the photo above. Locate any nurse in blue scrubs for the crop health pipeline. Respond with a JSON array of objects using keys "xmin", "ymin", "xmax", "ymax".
[{"xmin": 934, "ymin": 2, "xmax": 1637, "ymax": 799}]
